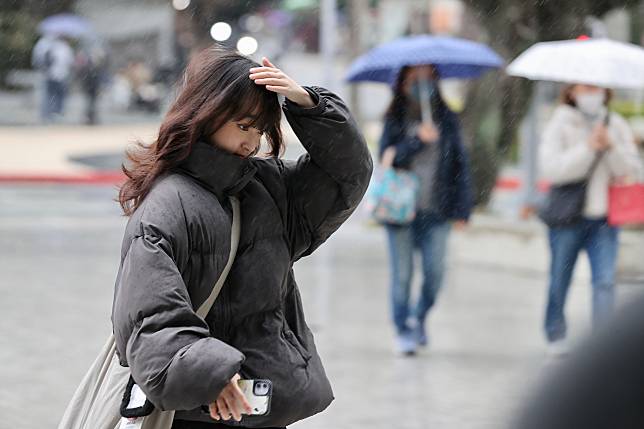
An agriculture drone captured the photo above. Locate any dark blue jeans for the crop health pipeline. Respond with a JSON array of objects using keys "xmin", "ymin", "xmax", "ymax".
[
  {"xmin": 385, "ymin": 213, "xmax": 450, "ymax": 335},
  {"xmin": 545, "ymin": 218, "xmax": 619, "ymax": 342}
]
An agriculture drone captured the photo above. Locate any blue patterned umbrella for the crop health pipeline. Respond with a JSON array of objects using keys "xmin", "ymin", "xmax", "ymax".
[{"xmin": 346, "ymin": 35, "xmax": 503, "ymax": 84}]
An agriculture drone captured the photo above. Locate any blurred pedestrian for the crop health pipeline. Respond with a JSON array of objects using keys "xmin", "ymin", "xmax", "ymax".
[
  {"xmin": 378, "ymin": 65, "xmax": 472, "ymax": 355},
  {"xmin": 112, "ymin": 47, "xmax": 371, "ymax": 427},
  {"xmin": 75, "ymin": 39, "xmax": 108, "ymax": 125},
  {"xmin": 538, "ymin": 84, "xmax": 643, "ymax": 355},
  {"xmin": 514, "ymin": 293, "xmax": 644, "ymax": 429},
  {"xmin": 123, "ymin": 59, "xmax": 162, "ymax": 113},
  {"xmin": 31, "ymin": 34, "xmax": 74, "ymax": 122}
]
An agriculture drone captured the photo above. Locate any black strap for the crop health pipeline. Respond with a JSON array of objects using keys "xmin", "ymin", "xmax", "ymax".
[
  {"xmin": 585, "ymin": 151, "xmax": 605, "ymax": 181},
  {"xmin": 585, "ymin": 112, "xmax": 611, "ymax": 180}
]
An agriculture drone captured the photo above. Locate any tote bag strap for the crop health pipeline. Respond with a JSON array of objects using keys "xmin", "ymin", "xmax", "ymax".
[
  {"xmin": 196, "ymin": 196, "xmax": 241, "ymax": 319},
  {"xmin": 585, "ymin": 151, "xmax": 605, "ymax": 182},
  {"xmin": 585, "ymin": 114, "xmax": 610, "ymax": 182}
]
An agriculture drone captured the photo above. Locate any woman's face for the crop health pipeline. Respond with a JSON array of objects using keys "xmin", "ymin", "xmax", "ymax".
[
  {"xmin": 402, "ymin": 65, "xmax": 436, "ymax": 97},
  {"xmin": 570, "ymin": 84, "xmax": 607, "ymax": 116},
  {"xmin": 209, "ymin": 116, "xmax": 264, "ymax": 158}
]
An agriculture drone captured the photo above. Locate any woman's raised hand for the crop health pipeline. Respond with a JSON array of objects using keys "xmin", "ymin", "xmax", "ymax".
[
  {"xmin": 250, "ymin": 57, "xmax": 315, "ymax": 108},
  {"xmin": 208, "ymin": 373, "xmax": 252, "ymax": 422},
  {"xmin": 589, "ymin": 124, "xmax": 612, "ymax": 152},
  {"xmin": 417, "ymin": 122, "xmax": 439, "ymax": 144}
]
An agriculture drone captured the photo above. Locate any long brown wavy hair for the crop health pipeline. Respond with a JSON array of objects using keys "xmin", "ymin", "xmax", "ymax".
[{"xmin": 118, "ymin": 46, "xmax": 283, "ymax": 216}]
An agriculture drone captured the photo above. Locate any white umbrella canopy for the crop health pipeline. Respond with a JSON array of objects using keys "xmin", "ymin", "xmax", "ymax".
[{"xmin": 507, "ymin": 38, "xmax": 644, "ymax": 89}]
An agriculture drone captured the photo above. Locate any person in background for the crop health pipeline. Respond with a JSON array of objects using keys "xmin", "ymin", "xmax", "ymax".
[
  {"xmin": 539, "ymin": 84, "xmax": 643, "ymax": 355},
  {"xmin": 75, "ymin": 39, "xmax": 109, "ymax": 125},
  {"xmin": 32, "ymin": 34, "xmax": 74, "ymax": 123},
  {"xmin": 378, "ymin": 65, "xmax": 473, "ymax": 355},
  {"xmin": 515, "ymin": 292, "xmax": 644, "ymax": 429}
]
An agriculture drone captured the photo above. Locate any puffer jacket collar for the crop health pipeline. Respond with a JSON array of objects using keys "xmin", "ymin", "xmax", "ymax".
[{"xmin": 177, "ymin": 141, "xmax": 257, "ymax": 199}]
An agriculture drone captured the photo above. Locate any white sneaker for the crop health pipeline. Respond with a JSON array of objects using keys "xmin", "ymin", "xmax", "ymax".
[
  {"xmin": 395, "ymin": 333, "xmax": 418, "ymax": 356},
  {"xmin": 546, "ymin": 340, "xmax": 569, "ymax": 358}
]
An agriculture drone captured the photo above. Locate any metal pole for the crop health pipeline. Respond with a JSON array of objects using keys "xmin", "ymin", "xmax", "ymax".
[
  {"xmin": 348, "ymin": 0, "xmax": 368, "ymax": 126},
  {"xmin": 320, "ymin": 0, "xmax": 337, "ymax": 91},
  {"xmin": 520, "ymin": 81, "xmax": 542, "ymax": 217}
]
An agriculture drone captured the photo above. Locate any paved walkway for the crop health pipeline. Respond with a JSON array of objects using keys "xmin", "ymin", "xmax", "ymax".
[{"xmin": 0, "ymin": 121, "xmax": 308, "ymax": 182}]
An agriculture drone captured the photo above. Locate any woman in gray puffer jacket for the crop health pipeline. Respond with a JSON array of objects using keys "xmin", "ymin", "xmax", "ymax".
[{"xmin": 112, "ymin": 47, "xmax": 372, "ymax": 428}]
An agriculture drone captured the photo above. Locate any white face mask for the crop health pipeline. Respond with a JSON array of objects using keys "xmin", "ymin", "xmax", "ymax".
[{"xmin": 575, "ymin": 93, "xmax": 605, "ymax": 116}]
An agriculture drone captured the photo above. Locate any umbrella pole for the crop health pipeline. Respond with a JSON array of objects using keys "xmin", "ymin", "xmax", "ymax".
[{"xmin": 418, "ymin": 77, "xmax": 434, "ymax": 125}]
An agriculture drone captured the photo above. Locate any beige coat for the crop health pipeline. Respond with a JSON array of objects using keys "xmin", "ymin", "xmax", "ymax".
[{"xmin": 539, "ymin": 104, "xmax": 642, "ymax": 218}]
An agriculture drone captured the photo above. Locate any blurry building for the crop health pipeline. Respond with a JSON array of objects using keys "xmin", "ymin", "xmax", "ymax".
[{"xmin": 76, "ymin": 0, "xmax": 175, "ymax": 72}]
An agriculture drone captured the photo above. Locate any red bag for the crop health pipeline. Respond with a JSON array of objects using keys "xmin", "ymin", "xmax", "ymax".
[{"xmin": 608, "ymin": 184, "xmax": 644, "ymax": 226}]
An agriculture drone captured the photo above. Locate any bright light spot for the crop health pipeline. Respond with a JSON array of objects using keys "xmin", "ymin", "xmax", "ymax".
[
  {"xmin": 237, "ymin": 36, "xmax": 258, "ymax": 55},
  {"xmin": 172, "ymin": 0, "xmax": 190, "ymax": 11},
  {"xmin": 210, "ymin": 22, "xmax": 232, "ymax": 41}
]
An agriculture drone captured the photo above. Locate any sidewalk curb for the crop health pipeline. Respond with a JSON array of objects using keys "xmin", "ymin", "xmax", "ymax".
[
  {"xmin": 0, "ymin": 170, "xmax": 542, "ymax": 190},
  {"xmin": 0, "ymin": 171, "xmax": 125, "ymax": 185}
]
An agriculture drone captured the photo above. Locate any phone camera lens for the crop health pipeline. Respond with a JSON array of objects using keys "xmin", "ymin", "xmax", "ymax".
[{"xmin": 253, "ymin": 381, "xmax": 270, "ymax": 396}]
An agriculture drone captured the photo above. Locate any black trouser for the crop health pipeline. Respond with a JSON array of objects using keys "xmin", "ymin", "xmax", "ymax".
[{"xmin": 172, "ymin": 420, "xmax": 285, "ymax": 429}]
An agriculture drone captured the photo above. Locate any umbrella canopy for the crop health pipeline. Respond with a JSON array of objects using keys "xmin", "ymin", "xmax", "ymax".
[
  {"xmin": 38, "ymin": 13, "xmax": 94, "ymax": 38},
  {"xmin": 507, "ymin": 38, "xmax": 644, "ymax": 89},
  {"xmin": 346, "ymin": 35, "xmax": 504, "ymax": 84}
]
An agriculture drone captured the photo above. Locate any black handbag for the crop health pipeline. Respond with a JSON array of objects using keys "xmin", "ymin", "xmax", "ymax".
[{"xmin": 538, "ymin": 152, "xmax": 604, "ymax": 228}]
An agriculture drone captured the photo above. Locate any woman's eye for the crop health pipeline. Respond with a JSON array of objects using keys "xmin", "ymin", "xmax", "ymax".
[{"xmin": 238, "ymin": 124, "xmax": 250, "ymax": 131}]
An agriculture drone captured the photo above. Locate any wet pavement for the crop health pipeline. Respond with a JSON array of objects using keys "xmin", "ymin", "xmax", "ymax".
[{"xmin": 1, "ymin": 184, "xmax": 640, "ymax": 429}]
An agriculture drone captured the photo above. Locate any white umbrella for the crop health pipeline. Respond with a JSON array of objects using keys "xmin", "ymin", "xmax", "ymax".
[{"xmin": 507, "ymin": 38, "xmax": 644, "ymax": 88}]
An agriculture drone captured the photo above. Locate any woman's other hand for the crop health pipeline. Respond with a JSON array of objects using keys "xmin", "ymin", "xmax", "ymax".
[
  {"xmin": 417, "ymin": 122, "xmax": 439, "ymax": 144},
  {"xmin": 589, "ymin": 124, "xmax": 612, "ymax": 152},
  {"xmin": 249, "ymin": 57, "xmax": 315, "ymax": 108},
  {"xmin": 381, "ymin": 146, "xmax": 397, "ymax": 168},
  {"xmin": 453, "ymin": 220, "xmax": 468, "ymax": 231},
  {"xmin": 208, "ymin": 373, "xmax": 252, "ymax": 422}
]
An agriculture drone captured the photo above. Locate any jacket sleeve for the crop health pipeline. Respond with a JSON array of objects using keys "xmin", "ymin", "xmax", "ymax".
[
  {"xmin": 112, "ymin": 205, "xmax": 244, "ymax": 411},
  {"xmin": 378, "ymin": 117, "xmax": 425, "ymax": 168},
  {"xmin": 449, "ymin": 114, "xmax": 473, "ymax": 220},
  {"xmin": 539, "ymin": 109, "xmax": 597, "ymax": 185},
  {"xmin": 280, "ymin": 86, "xmax": 373, "ymax": 260},
  {"xmin": 605, "ymin": 115, "xmax": 643, "ymax": 180}
]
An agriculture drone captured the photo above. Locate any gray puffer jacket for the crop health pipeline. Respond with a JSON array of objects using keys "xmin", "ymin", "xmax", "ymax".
[{"xmin": 111, "ymin": 86, "xmax": 373, "ymax": 427}]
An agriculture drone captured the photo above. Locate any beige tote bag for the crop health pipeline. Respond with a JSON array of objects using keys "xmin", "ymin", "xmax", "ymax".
[{"xmin": 58, "ymin": 197, "xmax": 241, "ymax": 429}]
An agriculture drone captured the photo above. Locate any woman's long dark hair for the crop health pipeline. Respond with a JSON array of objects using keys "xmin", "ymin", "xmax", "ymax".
[
  {"xmin": 384, "ymin": 66, "xmax": 450, "ymax": 126},
  {"xmin": 118, "ymin": 46, "xmax": 283, "ymax": 216}
]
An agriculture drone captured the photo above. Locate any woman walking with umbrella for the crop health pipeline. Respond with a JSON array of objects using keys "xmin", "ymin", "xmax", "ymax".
[
  {"xmin": 508, "ymin": 37, "xmax": 644, "ymax": 354},
  {"xmin": 347, "ymin": 35, "xmax": 501, "ymax": 355},
  {"xmin": 378, "ymin": 65, "xmax": 472, "ymax": 355},
  {"xmin": 539, "ymin": 85, "xmax": 641, "ymax": 354}
]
